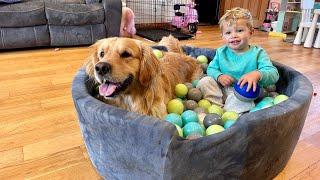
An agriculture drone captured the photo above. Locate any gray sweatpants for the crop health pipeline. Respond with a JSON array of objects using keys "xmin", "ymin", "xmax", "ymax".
[{"xmin": 197, "ymin": 76, "xmax": 255, "ymax": 113}]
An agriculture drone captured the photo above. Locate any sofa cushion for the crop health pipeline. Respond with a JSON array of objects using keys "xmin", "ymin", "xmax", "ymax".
[
  {"xmin": 0, "ymin": 1, "xmax": 46, "ymax": 27},
  {"xmin": 0, "ymin": 25, "xmax": 50, "ymax": 49},
  {"xmin": 45, "ymin": 3, "xmax": 104, "ymax": 26},
  {"xmin": 48, "ymin": 24, "xmax": 105, "ymax": 46},
  {"xmin": 44, "ymin": 0, "xmax": 85, "ymax": 4}
]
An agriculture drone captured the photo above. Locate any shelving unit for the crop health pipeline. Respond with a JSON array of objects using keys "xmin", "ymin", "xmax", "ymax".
[{"xmin": 276, "ymin": 0, "xmax": 302, "ymax": 33}]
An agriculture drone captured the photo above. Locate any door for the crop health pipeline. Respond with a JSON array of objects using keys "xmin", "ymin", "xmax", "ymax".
[{"xmin": 221, "ymin": 0, "xmax": 269, "ymax": 28}]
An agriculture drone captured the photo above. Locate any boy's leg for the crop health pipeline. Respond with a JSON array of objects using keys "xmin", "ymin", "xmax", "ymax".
[
  {"xmin": 223, "ymin": 87, "xmax": 255, "ymax": 113},
  {"xmin": 197, "ymin": 76, "xmax": 224, "ymax": 106}
]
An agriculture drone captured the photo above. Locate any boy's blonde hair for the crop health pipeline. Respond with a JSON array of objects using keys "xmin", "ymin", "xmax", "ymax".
[{"xmin": 219, "ymin": 7, "xmax": 253, "ymax": 31}]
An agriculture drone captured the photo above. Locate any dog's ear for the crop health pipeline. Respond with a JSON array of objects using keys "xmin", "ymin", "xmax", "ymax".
[
  {"xmin": 139, "ymin": 45, "xmax": 160, "ymax": 87},
  {"xmin": 84, "ymin": 40, "xmax": 101, "ymax": 77}
]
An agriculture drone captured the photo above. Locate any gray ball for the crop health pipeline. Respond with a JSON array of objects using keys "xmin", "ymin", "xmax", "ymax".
[
  {"xmin": 185, "ymin": 100, "xmax": 198, "ymax": 110},
  {"xmin": 204, "ymin": 114, "xmax": 223, "ymax": 128},
  {"xmin": 187, "ymin": 88, "xmax": 202, "ymax": 102},
  {"xmin": 184, "ymin": 82, "xmax": 193, "ymax": 90}
]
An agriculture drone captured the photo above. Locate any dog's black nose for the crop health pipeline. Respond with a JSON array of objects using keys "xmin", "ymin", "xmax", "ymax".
[{"xmin": 95, "ymin": 62, "xmax": 111, "ymax": 76}]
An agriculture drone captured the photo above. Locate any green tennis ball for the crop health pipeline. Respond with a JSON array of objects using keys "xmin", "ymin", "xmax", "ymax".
[
  {"xmin": 196, "ymin": 55, "xmax": 208, "ymax": 64},
  {"xmin": 221, "ymin": 111, "xmax": 239, "ymax": 125},
  {"xmin": 207, "ymin": 104, "xmax": 223, "ymax": 116},
  {"xmin": 198, "ymin": 99, "xmax": 211, "ymax": 111},
  {"xmin": 167, "ymin": 99, "xmax": 184, "ymax": 114},
  {"xmin": 273, "ymin": 94, "xmax": 289, "ymax": 105},
  {"xmin": 175, "ymin": 83, "xmax": 188, "ymax": 98},
  {"xmin": 175, "ymin": 124, "xmax": 183, "ymax": 137},
  {"xmin": 206, "ymin": 125, "xmax": 225, "ymax": 136},
  {"xmin": 153, "ymin": 49, "xmax": 163, "ymax": 59}
]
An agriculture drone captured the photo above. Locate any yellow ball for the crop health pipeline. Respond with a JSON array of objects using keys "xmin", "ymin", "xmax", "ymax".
[
  {"xmin": 221, "ymin": 111, "xmax": 239, "ymax": 124},
  {"xmin": 153, "ymin": 49, "xmax": 163, "ymax": 59},
  {"xmin": 198, "ymin": 99, "xmax": 211, "ymax": 111},
  {"xmin": 167, "ymin": 99, "xmax": 184, "ymax": 114},
  {"xmin": 207, "ymin": 104, "xmax": 224, "ymax": 116},
  {"xmin": 175, "ymin": 124, "xmax": 183, "ymax": 137},
  {"xmin": 206, "ymin": 125, "xmax": 225, "ymax": 136},
  {"xmin": 175, "ymin": 84, "xmax": 188, "ymax": 98}
]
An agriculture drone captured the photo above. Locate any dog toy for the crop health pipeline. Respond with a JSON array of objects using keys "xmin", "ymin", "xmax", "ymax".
[
  {"xmin": 206, "ymin": 124, "xmax": 225, "ymax": 136},
  {"xmin": 153, "ymin": 49, "xmax": 164, "ymax": 59},
  {"xmin": 120, "ymin": 7, "xmax": 136, "ymax": 37},
  {"xmin": 167, "ymin": 99, "xmax": 184, "ymax": 114},
  {"xmin": 196, "ymin": 55, "xmax": 208, "ymax": 64}
]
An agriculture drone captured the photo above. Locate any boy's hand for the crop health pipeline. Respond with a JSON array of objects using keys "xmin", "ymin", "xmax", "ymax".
[
  {"xmin": 238, "ymin": 71, "xmax": 261, "ymax": 92},
  {"xmin": 218, "ymin": 74, "xmax": 234, "ymax": 87}
]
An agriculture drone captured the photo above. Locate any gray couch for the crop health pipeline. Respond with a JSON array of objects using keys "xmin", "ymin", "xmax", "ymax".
[{"xmin": 0, "ymin": 0, "xmax": 122, "ymax": 49}]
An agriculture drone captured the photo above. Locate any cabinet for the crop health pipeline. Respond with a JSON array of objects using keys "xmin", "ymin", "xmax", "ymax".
[{"xmin": 276, "ymin": 0, "xmax": 301, "ymax": 33}]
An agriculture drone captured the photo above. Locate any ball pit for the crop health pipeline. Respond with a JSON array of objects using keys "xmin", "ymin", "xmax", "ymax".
[{"xmin": 72, "ymin": 46, "xmax": 313, "ymax": 179}]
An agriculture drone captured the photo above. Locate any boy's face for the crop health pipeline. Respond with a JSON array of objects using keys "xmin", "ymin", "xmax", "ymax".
[{"xmin": 221, "ymin": 19, "xmax": 253, "ymax": 53}]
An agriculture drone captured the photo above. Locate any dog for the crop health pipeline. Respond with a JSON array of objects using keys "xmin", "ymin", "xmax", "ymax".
[{"xmin": 85, "ymin": 37, "xmax": 202, "ymax": 118}]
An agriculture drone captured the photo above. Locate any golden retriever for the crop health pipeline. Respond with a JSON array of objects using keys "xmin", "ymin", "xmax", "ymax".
[{"xmin": 85, "ymin": 37, "xmax": 202, "ymax": 118}]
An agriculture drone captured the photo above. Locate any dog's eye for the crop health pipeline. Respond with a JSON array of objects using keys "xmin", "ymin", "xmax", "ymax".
[
  {"xmin": 120, "ymin": 51, "xmax": 131, "ymax": 58},
  {"xmin": 99, "ymin": 51, "xmax": 104, "ymax": 58}
]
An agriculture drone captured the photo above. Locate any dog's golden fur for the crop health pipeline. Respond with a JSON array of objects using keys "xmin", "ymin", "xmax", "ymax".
[{"xmin": 85, "ymin": 37, "xmax": 202, "ymax": 118}]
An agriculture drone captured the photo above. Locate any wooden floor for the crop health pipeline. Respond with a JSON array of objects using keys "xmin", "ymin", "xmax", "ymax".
[{"xmin": 0, "ymin": 26, "xmax": 319, "ymax": 179}]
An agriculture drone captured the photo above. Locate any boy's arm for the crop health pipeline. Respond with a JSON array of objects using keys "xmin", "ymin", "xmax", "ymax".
[
  {"xmin": 257, "ymin": 49, "xmax": 279, "ymax": 86},
  {"xmin": 207, "ymin": 52, "xmax": 223, "ymax": 81}
]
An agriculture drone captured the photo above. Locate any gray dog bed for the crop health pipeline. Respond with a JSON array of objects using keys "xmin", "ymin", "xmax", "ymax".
[{"xmin": 72, "ymin": 46, "xmax": 313, "ymax": 180}]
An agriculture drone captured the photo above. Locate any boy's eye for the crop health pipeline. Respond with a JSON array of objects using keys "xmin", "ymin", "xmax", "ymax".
[
  {"xmin": 225, "ymin": 31, "xmax": 231, "ymax": 35},
  {"xmin": 237, "ymin": 29, "xmax": 244, "ymax": 33}
]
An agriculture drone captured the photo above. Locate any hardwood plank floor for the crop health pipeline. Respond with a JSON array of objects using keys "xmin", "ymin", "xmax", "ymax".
[{"xmin": 0, "ymin": 26, "xmax": 319, "ymax": 179}]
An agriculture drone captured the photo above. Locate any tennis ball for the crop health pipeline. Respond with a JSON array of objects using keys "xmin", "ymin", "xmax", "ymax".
[
  {"xmin": 153, "ymin": 49, "xmax": 163, "ymax": 59},
  {"xmin": 196, "ymin": 55, "xmax": 208, "ymax": 64},
  {"xmin": 273, "ymin": 94, "xmax": 289, "ymax": 105},
  {"xmin": 206, "ymin": 125, "xmax": 225, "ymax": 136},
  {"xmin": 175, "ymin": 84, "xmax": 188, "ymax": 98},
  {"xmin": 175, "ymin": 124, "xmax": 183, "ymax": 137},
  {"xmin": 221, "ymin": 111, "xmax": 239, "ymax": 125},
  {"xmin": 207, "ymin": 104, "xmax": 223, "ymax": 116},
  {"xmin": 167, "ymin": 99, "xmax": 184, "ymax": 114},
  {"xmin": 198, "ymin": 99, "xmax": 211, "ymax": 111}
]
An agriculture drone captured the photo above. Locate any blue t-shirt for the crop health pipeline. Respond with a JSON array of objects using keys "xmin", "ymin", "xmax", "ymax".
[{"xmin": 207, "ymin": 45, "xmax": 279, "ymax": 87}]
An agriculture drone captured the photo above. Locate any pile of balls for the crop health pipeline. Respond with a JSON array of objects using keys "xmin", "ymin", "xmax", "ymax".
[{"xmin": 165, "ymin": 81, "xmax": 239, "ymax": 139}]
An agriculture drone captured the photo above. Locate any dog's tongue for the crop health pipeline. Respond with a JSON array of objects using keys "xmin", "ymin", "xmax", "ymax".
[{"xmin": 99, "ymin": 83, "xmax": 117, "ymax": 96}]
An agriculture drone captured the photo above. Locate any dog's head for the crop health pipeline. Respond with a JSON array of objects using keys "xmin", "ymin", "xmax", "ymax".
[{"xmin": 86, "ymin": 37, "xmax": 160, "ymax": 99}]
